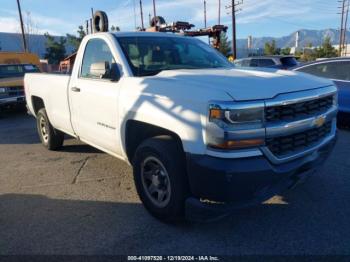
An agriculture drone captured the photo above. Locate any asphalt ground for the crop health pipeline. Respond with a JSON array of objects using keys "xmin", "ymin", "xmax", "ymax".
[{"xmin": 1, "ymin": 109, "xmax": 350, "ymax": 256}]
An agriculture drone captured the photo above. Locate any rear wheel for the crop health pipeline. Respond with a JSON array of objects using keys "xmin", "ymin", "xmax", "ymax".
[
  {"xmin": 36, "ymin": 108, "xmax": 64, "ymax": 150},
  {"xmin": 132, "ymin": 136, "xmax": 189, "ymax": 222}
]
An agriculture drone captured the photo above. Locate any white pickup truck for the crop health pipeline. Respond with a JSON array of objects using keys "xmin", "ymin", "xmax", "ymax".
[{"xmin": 25, "ymin": 32, "xmax": 338, "ymax": 221}]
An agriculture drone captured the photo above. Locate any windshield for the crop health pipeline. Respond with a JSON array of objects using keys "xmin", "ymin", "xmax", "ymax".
[
  {"xmin": 0, "ymin": 64, "xmax": 40, "ymax": 78},
  {"xmin": 116, "ymin": 36, "xmax": 233, "ymax": 77}
]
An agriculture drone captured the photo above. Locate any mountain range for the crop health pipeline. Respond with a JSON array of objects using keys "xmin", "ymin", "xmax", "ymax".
[
  {"xmin": 0, "ymin": 29, "xmax": 349, "ymax": 59},
  {"xmin": 236, "ymin": 28, "xmax": 350, "ymax": 50}
]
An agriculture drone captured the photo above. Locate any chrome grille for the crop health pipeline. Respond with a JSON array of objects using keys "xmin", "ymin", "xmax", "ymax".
[
  {"xmin": 266, "ymin": 121, "xmax": 332, "ymax": 158},
  {"xmin": 265, "ymin": 95, "xmax": 334, "ymax": 122}
]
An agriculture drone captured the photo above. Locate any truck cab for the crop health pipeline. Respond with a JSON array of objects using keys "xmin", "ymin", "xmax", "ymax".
[{"xmin": 25, "ymin": 32, "xmax": 338, "ymax": 221}]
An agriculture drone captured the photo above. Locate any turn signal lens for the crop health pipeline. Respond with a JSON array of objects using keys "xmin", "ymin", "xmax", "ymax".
[
  {"xmin": 210, "ymin": 139, "xmax": 264, "ymax": 150},
  {"xmin": 209, "ymin": 108, "xmax": 222, "ymax": 119}
]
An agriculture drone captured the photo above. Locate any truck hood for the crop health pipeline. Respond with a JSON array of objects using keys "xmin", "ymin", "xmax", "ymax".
[{"xmin": 150, "ymin": 68, "xmax": 333, "ymax": 101}]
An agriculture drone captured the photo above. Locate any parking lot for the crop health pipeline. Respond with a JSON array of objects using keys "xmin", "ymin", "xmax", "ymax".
[{"xmin": 1, "ymin": 110, "xmax": 350, "ymax": 255}]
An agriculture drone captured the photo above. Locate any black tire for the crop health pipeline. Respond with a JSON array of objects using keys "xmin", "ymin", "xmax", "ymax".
[
  {"xmin": 36, "ymin": 108, "xmax": 64, "ymax": 150},
  {"xmin": 93, "ymin": 10, "xmax": 109, "ymax": 33},
  {"xmin": 150, "ymin": 16, "xmax": 166, "ymax": 27},
  {"xmin": 132, "ymin": 136, "xmax": 190, "ymax": 222}
]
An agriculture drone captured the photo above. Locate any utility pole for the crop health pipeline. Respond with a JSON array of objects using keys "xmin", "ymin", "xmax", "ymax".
[
  {"xmin": 91, "ymin": 8, "xmax": 94, "ymax": 33},
  {"xmin": 204, "ymin": 0, "xmax": 210, "ymax": 44},
  {"xmin": 16, "ymin": 0, "xmax": 27, "ymax": 52},
  {"xmin": 231, "ymin": 0, "xmax": 236, "ymax": 59},
  {"xmin": 204, "ymin": 0, "xmax": 207, "ymax": 28},
  {"xmin": 339, "ymin": 0, "xmax": 346, "ymax": 56},
  {"xmin": 140, "ymin": 0, "xmax": 145, "ymax": 30},
  {"xmin": 153, "ymin": 0, "xmax": 157, "ymax": 20},
  {"xmin": 343, "ymin": 0, "xmax": 350, "ymax": 54},
  {"xmin": 218, "ymin": 0, "xmax": 221, "ymax": 25},
  {"xmin": 226, "ymin": 0, "xmax": 243, "ymax": 60}
]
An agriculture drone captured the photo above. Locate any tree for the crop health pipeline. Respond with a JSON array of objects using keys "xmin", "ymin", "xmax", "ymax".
[
  {"xmin": 66, "ymin": 25, "xmax": 86, "ymax": 52},
  {"xmin": 280, "ymin": 47, "xmax": 291, "ymax": 55},
  {"xmin": 299, "ymin": 37, "xmax": 338, "ymax": 62},
  {"xmin": 315, "ymin": 36, "xmax": 338, "ymax": 58},
  {"xmin": 306, "ymin": 42, "xmax": 313, "ymax": 48},
  {"xmin": 44, "ymin": 33, "xmax": 66, "ymax": 64},
  {"xmin": 217, "ymin": 32, "xmax": 231, "ymax": 57},
  {"xmin": 264, "ymin": 40, "xmax": 278, "ymax": 55},
  {"xmin": 15, "ymin": 11, "xmax": 39, "ymax": 53},
  {"xmin": 23, "ymin": 11, "xmax": 39, "ymax": 53}
]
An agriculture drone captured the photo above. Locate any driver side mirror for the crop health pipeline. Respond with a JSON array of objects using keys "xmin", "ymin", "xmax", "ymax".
[{"xmin": 109, "ymin": 63, "xmax": 121, "ymax": 82}]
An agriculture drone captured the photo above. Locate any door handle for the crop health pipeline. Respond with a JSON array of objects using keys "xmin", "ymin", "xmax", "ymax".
[{"xmin": 71, "ymin": 87, "xmax": 81, "ymax": 92}]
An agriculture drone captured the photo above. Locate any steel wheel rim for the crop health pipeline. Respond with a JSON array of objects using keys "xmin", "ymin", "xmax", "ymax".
[
  {"xmin": 39, "ymin": 116, "xmax": 49, "ymax": 143},
  {"xmin": 141, "ymin": 156, "xmax": 171, "ymax": 208}
]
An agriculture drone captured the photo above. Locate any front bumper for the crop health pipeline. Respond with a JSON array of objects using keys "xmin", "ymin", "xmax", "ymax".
[{"xmin": 185, "ymin": 135, "xmax": 336, "ymax": 221}]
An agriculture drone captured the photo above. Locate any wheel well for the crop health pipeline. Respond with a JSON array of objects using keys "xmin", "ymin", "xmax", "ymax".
[
  {"xmin": 31, "ymin": 96, "xmax": 45, "ymax": 115},
  {"xmin": 125, "ymin": 120, "xmax": 184, "ymax": 163}
]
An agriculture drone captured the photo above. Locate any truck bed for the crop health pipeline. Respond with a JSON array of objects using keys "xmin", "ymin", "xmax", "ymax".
[{"xmin": 25, "ymin": 73, "xmax": 74, "ymax": 135}]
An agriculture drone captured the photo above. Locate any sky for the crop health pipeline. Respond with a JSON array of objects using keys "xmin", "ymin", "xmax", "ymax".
[{"xmin": 0, "ymin": 0, "xmax": 342, "ymax": 39}]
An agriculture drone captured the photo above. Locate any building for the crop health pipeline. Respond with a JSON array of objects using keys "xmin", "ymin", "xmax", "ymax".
[{"xmin": 333, "ymin": 44, "xmax": 350, "ymax": 57}]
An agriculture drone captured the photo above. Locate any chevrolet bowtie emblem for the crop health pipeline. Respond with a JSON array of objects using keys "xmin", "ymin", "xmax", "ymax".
[{"xmin": 314, "ymin": 116, "xmax": 326, "ymax": 128}]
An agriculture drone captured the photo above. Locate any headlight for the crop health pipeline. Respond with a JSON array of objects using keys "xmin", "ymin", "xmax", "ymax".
[
  {"xmin": 209, "ymin": 101, "xmax": 264, "ymax": 128},
  {"xmin": 207, "ymin": 101, "xmax": 265, "ymax": 150}
]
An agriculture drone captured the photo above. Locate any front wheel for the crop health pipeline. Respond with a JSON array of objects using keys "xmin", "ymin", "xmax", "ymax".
[
  {"xmin": 132, "ymin": 136, "xmax": 190, "ymax": 222},
  {"xmin": 36, "ymin": 108, "xmax": 64, "ymax": 150}
]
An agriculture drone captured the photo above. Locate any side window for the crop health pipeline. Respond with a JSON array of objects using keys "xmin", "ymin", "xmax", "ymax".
[
  {"xmin": 250, "ymin": 59, "xmax": 259, "ymax": 67},
  {"xmin": 298, "ymin": 61, "xmax": 350, "ymax": 81},
  {"xmin": 234, "ymin": 60, "xmax": 243, "ymax": 66},
  {"xmin": 80, "ymin": 38, "xmax": 117, "ymax": 79},
  {"xmin": 250, "ymin": 59, "xmax": 275, "ymax": 67},
  {"xmin": 259, "ymin": 59, "xmax": 275, "ymax": 67},
  {"xmin": 280, "ymin": 57, "xmax": 298, "ymax": 67},
  {"xmin": 241, "ymin": 59, "xmax": 251, "ymax": 67}
]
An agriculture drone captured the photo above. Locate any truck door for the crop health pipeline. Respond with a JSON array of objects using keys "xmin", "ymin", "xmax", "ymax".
[{"xmin": 69, "ymin": 38, "xmax": 121, "ymax": 155}]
